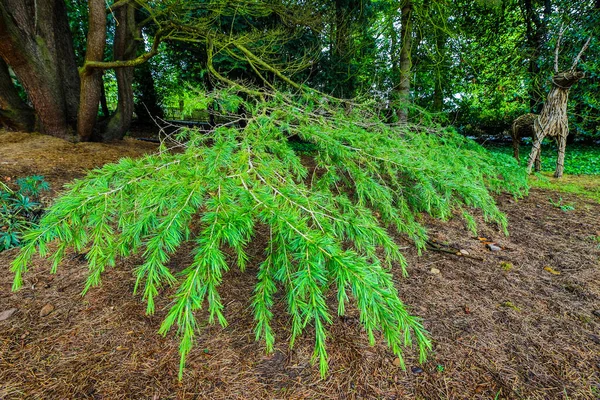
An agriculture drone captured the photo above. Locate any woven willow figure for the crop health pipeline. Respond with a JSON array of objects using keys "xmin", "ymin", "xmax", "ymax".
[
  {"xmin": 525, "ymin": 31, "xmax": 591, "ymax": 178},
  {"xmin": 511, "ymin": 113, "xmax": 540, "ymax": 169}
]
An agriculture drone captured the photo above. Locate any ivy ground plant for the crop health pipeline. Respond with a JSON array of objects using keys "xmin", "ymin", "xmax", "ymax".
[
  {"xmin": 1, "ymin": 176, "xmax": 49, "ymax": 252},
  {"xmin": 11, "ymin": 90, "xmax": 528, "ymax": 378}
]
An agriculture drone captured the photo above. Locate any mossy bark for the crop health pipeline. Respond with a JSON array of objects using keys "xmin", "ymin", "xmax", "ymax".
[
  {"xmin": 0, "ymin": 57, "xmax": 36, "ymax": 131},
  {"xmin": 395, "ymin": 1, "xmax": 412, "ymax": 123},
  {"xmin": 0, "ymin": 0, "xmax": 80, "ymax": 140}
]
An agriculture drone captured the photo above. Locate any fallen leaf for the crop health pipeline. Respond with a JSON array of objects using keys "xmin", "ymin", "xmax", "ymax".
[
  {"xmin": 459, "ymin": 249, "xmax": 470, "ymax": 256},
  {"xmin": 39, "ymin": 303, "xmax": 55, "ymax": 317},
  {"xmin": 116, "ymin": 346, "xmax": 129, "ymax": 351},
  {"xmin": 544, "ymin": 266, "xmax": 561, "ymax": 275},
  {"xmin": 0, "ymin": 308, "xmax": 17, "ymax": 321},
  {"xmin": 477, "ymin": 237, "xmax": 488, "ymax": 241},
  {"xmin": 392, "ymin": 357, "xmax": 402, "ymax": 367},
  {"xmin": 464, "ymin": 305, "xmax": 471, "ymax": 314}
]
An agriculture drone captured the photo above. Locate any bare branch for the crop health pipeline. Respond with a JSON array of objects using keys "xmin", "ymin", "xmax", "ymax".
[
  {"xmin": 570, "ymin": 36, "xmax": 592, "ymax": 71},
  {"xmin": 554, "ymin": 24, "xmax": 564, "ymax": 73}
]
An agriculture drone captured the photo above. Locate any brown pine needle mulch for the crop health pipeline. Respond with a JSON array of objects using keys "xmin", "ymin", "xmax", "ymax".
[{"xmin": 0, "ymin": 131, "xmax": 599, "ymax": 399}]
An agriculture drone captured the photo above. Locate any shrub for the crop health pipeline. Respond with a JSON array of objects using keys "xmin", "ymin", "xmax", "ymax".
[
  {"xmin": 11, "ymin": 91, "xmax": 528, "ymax": 378},
  {"xmin": 0, "ymin": 176, "xmax": 49, "ymax": 252}
]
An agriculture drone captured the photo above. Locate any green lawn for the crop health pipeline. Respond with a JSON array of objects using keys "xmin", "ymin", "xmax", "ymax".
[{"xmin": 485, "ymin": 143, "xmax": 600, "ymax": 175}]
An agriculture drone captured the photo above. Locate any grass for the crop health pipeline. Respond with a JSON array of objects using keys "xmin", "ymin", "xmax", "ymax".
[
  {"xmin": 486, "ymin": 143, "xmax": 600, "ymax": 175},
  {"xmin": 484, "ymin": 143, "xmax": 600, "ymax": 203},
  {"xmin": 529, "ymin": 173, "xmax": 600, "ymax": 203}
]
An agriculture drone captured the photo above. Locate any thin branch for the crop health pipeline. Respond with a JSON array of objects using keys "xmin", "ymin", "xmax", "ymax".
[
  {"xmin": 570, "ymin": 36, "xmax": 592, "ymax": 71},
  {"xmin": 554, "ymin": 24, "xmax": 564, "ymax": 73},
  {"xmin": 81, "ymin": 28, "xmax": 168, "ymax": 72}
]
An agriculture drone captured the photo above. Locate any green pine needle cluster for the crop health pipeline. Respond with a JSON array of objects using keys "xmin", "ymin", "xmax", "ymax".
[{"xmin": 11, "ymin": 90, "xmax": 527, "ymax": 378}]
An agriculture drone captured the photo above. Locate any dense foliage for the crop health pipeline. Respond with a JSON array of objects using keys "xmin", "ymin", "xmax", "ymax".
[
  {"xmin": 11, "ymin": 91, "xmax": 528, "ymax": 377},
  {"xmin": 0, "ymin": 176, "xmax": 49, "ymax": 252}
]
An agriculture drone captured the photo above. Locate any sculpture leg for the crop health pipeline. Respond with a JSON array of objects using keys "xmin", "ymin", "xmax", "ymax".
[
  {"xmin": 554, "ymin": 135, "xmax": 567, "ymax": 178},
  {"xmin": 512, "ymin": 135, "xmax": 520, "ymax": 162},
  {"xmin": 527, "ymin": 133, "xmax": 544, "ymax": 174}
]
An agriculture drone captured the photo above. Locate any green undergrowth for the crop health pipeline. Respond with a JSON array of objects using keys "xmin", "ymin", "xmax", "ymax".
[
  {"xmin": 486, "ymin": 144, "xmax": 600, "ymax": 175},
  {"xmin": 1, "ymin": 176, "xmax": 49, "ymax": 252},
  {"xmin": 11, "ymin": 90, "xmax": 528, "ymax": 379}
]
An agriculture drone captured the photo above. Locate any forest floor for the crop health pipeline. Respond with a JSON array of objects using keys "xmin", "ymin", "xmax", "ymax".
[{"xmin": 0, "ymin": 131, "xmax": 599, "ymax": 400}]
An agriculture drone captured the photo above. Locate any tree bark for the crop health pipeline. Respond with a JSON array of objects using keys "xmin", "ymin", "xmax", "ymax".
[
  {"xmin": 77, "ymin": 0, "xmax": 106, "ymax": 141},
  {"xmin": 102, "ymin": 3, "xmax": 137, "ymax": 141},
  {"xmin": 0, "ymin": 0, "xmax": 80, "ymax": 140},
  {"xmin": 432, "ymin": 33, "xmax": 446, "ymax": 112},
  {"xmin": 0, "ymin": 57, "xmax": 36, "ymax": 131},
  {"xmin": 396, "ymin": 0, "xmax": 412, "ymax": 122}
]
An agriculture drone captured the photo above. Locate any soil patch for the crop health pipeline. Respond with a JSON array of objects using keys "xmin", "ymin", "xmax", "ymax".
[{"xmin": 1, "ymin": 132, "xmax": 599, "ymax": 399}]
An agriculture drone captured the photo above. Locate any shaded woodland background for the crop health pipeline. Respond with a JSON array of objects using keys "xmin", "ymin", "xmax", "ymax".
[{"xmin": 0, "ymin": 0, "xmax": 599, "ymax": 143}]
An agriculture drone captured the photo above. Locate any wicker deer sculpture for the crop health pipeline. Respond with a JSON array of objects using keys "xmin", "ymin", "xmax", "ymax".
[{"xmin": 512, "ymin": 31, "xmax": 591, "ymax": 178}]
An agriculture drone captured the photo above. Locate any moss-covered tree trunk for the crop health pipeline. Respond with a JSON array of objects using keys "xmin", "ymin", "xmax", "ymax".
[
  {"xmin": 77, "ymin": 0, "xmax": 106, "ymax": 141},
  {"xmin": 0, "ymin": 0, "xmax": 80, "ymax": 140},
  {"xmin": 395, "ymin": 0, "xmax": 412, "ymax": 123},
  {"xmin": 102, "ymin": 3, "xmax": 137, "ymax": 141},
  {"xmin": 0, "ymin": 58, "xmax": 36, "ymax": 131}
]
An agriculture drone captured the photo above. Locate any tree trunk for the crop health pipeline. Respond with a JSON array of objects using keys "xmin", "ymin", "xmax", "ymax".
[
  {"xmin": 133, "ymin": 6, "xmax": 162, "ymax": 125},
  {"xmin": 432, "ymin": 33, "xmax": 446, "ymax": 112},
  {"xmin": 0, "ymin": 57, "xmax": 36, "ymax": 131},
  {"xmin": 333, "ymin": 0, "xmax": 350, "ymax": 98},
  {"xmin": 102, "ymin": 3, "xmax": 137, "ymax": 141},
  {"xmin": 396, "ymin": 0, "xmax": 412, "ymax": 122},
  {"xmin": 77, "ymin": 0, "xmax": 106, "ymax": 141},
  {"xmin": 0, "ymin": 0, "xmax": 80, "ymax": 140}
]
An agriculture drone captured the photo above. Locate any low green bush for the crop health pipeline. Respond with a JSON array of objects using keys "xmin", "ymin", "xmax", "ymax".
[{"xmin": 11, "ymin": 90, "xmax": 528, "ymax": 378}]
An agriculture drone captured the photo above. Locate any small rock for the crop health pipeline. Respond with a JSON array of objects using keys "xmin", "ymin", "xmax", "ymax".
[
  {"xmin": 39, "ymin": 303, "xmax": 55, "ymax": 317},
  {"xmin": 459, "ymin": 249, "xmax": 469, "ymax": 256},
  {"xmin": 487, "ymin": 243, "xmax": 502, "ymax": 252},
  {"xmin": 411, "ymin": 366, "xmax": 424, "ymax": 374},
  {"xmin": 592, "ymin": 310, "xmax": 600, "ymax": 319},
  {"xmin": 392, "ymin": 357, "xmax": 402, "ymax": 367},
  {"xmin": 536, "ymin": 204, "xmax": 541, "ymax": 208},
  {"xmin": 430, "ymin": 268, "xmax": 441, "ymax": 275},
  {"xmin": 0, "ymin": 308, "xmax": 17, "ymax": 322}
]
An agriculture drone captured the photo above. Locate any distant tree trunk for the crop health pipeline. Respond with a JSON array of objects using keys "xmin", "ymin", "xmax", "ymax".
[
  {"xmin": 432, "ymin": 33, "xmax": 446, "ymax": 112},
  {"xmin": 333, "ymin": 0, "xmax": 350, "ymax": 98},
  {"xmin": 133, "ymin": 9, "xmax": 162, "ymax": 125},
  {"xmin": 102, "ymin": 3, "xmax": 137, "ymax": 141},
  {"xmin": 0, "ymin": 0, "xmax": 80, "ymax": 140},
  {"xmin": 100, "ymin": 72, "xmax": 110, "ymax": 117},
  {"xmin": 0, "ymin": 58, "xmax": 36, "ymax": 131},
  {"xmin": 396, "ymin": 0, "xmax": 412, "ymax": 122},
  {"xmin": 77, "ymin": 0, "xmax": 106, "ymax": 141}
]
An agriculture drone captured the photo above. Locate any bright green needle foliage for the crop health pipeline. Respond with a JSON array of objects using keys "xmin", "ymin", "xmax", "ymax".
[{"xmin": 11, "ymin": 90, "xmax": 527, "ymax": 379}]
